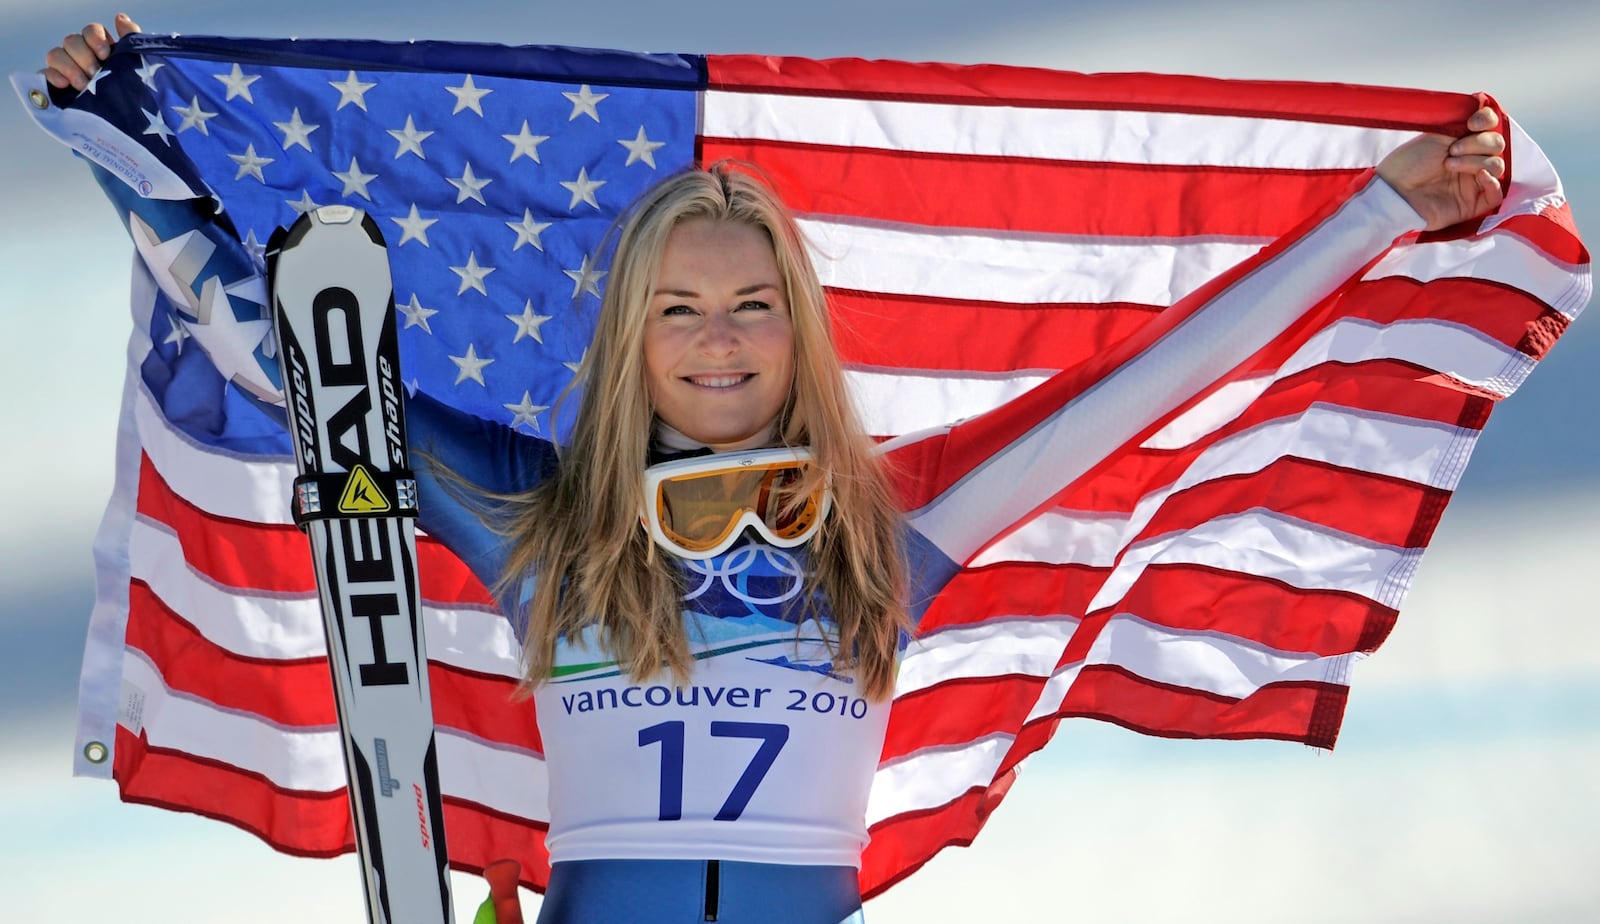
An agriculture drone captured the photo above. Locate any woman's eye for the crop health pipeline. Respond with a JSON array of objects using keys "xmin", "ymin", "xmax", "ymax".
[
  {"xmin": 661, "ymin": 304, "xmax": 695, "ymax": 317},
  {"xmin": 737, "ymin": 300, "xmax": 771, "ymax": 312}
]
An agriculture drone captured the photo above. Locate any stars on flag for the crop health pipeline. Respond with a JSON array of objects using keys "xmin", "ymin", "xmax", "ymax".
[
  {"xmin": 287, "ymin": 190, "xmax": 321, "ymax": 215},
  {"xmin": 82, "ymin": 67, "xmax": 111, "ymax": 96},
  {"xmin": 503, "ymin": 392, "xmax": 549, "ymax": 433},
  {"xmin": 563, "ymin": 84, "xmax": 607, "ymax": 122},
  {"xmin": 214, "ymin": 64, "xmax": 260, "ymax": 103},
  {"xmin": 619, "ymin": 126, "xmax": 665, "ymax": 168},
  {"xmin": 564, "ymin": 254, "xmax": 606, "ymax": 298},
  {"xmin": 388, "ymin": 116, "xmax": 434, "ymax": 159},
  {"xmin": 506, "ymin": 301, "xmax": 553, "ymax": 344},
  {"xmin": 450, "ymin": 343, "xmax": 494, "ymax": 386},
  {"xmin": 118, "ymin": 50, "xmax": 690, "ymax": 432},
  {"xmin": 507, "ymin": 210, "xmax": 552, "ymax": 252},
  {"xmin": 142, "ymin": 108, "xmax": 174, "ymax": 144},
  {"xmin": 164, "ymin": 313, "xmax": 191, "ymax": 352},
  {"xmin": 450, "ymin": 252, "xmax": 496, "ymax": 296},
  {"xmin": 399, "ymin": 294, "xmax": 440, "ymax": 334},
  {"xmin": 503, "ymin": 121, "xmax": 550, "ymax": 164},
  {"xmin": 448, "ymin": 163, "xmax": 493, "ymax": 205},
  {"xmin": 274, "ymin": 108, "xmax": 319, "ymax": 151},
  {"xmin": 333, "ymin": 158, "xmax": 379, "ymax": 200},
  {"xmin": 243, "ymin": 230, "xmax": 268, "ymax": 268},
  {"xmin": 135, "ymin": 57, "xmax": 164, "ymax": 88},
  {"xmin": 392, "ymin": 205, "xmax": 438, "ymax": 247},
  {"xmin": 446, "ymin": 75, "xmax": 492, "ymax": 116},
  {"xmin": 229, "ymin": 144, "xmax": 274, "ymax": 183},
  {"xmin": 330, "ymin": 71, "xmax": 376, "ymax": 111},
  {"xmin": 561, "ymin": 167, "xmax": 605, "ymax": 210},
  {"xmin": 173, "ymin": 96, "xmax": 218, "ymax": 134}
]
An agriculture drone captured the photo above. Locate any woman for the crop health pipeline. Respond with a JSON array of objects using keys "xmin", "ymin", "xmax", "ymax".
[{"xmin": 44, "ymin": 15, "xmax": 1508, "ymax": 924}]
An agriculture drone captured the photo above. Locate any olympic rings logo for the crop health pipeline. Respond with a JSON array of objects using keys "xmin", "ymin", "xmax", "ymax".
[{"xmin": 682, "ymin": 543, "xmax": 806, "ymax": 606}]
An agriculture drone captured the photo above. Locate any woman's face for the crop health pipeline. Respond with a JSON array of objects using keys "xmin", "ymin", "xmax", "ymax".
[{"xmin": 643, "ymin": 218, "xmax": 796, "ymax": 452}]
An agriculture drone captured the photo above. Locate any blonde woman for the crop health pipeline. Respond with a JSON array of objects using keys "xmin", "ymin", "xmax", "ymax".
[{"xmin": 45, "ymin": 16, "xmax": 1507, "ymax": 924}]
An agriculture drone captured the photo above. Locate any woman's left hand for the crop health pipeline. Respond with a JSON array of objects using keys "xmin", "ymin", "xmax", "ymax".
[{"xmin": 1377, "ymin": 105, "xmax": 1506, "ymax": 231}]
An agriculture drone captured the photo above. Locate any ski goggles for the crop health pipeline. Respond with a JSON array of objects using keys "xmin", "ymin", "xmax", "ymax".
[{"xmin": 642, "ymin": 447, "xmax": 832, "ymax": 560}]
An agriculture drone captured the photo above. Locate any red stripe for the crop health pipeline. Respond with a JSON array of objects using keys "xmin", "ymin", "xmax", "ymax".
[
  {"xmin": 113, "ymin": 726, "xmax": 554, "ymax": 889},
  {"xmin": 1085, "ymin": 563, "xmax": 1397, "ymax": 658},
  {"xmin": 860, "ymin": 772, "xmax": 1018, "ymax": 900},
  {"xmin": 1058, "ymin": 664, "xmax": 1348, "ymax": 748},
  {"xmin": 703, "ymin": 136, "xmax": 1361, "ymax": 239},
  {"xmin": 707, "ymin": 56, "xmax": 1483, "ymax": 134},
  {"xmin": 137, "ymin": 453, "xmax": 495, "ymax": 605},
  {"xmin": 917, "ymin": 562, "xmax": 1100, "ymax": 635},
  {"xmin": 430, "ymin": 665, "xmax": 543, "ymax": 754},
  {"xmin": 135, "ymin": 454, "xmax": 312, "ymax": 594},
  {"xmin": 890, "ymin": 560, "xmax": 1391, "ymax": 764},
  {"xmin": 1333, "ymin": 276, "xmax": 1567, "ymax": 357},
  {"xmin": 126, "ymin": 579, "xmax": 333, "ymax": 725},
  {"xmin": 833, "ymin": 273, "xmax": 1555, "ymax": 378},
  {"xmin": 1510, "ymin": 207, "xmax": 1591, "ymax": 266},
  {"xmin": 115, "ymin": 725, "xmax": 354, "ymax": 857},
  {"xmin": 1128, "ymin": 456, "xmax": 1454, "ymax": 550},
  {"xmin": 880, "ymin": 171, "xmax": 1379, "ymax": 513},
  {"xmin": 439, "ymin": 798, "xmax": 552, "ymax": 893},
  {"xmin": 883, "ymin": 674, "xmax": 1046, "ymax": 761},
  {"xmin": 127, "ymin": 578, "xmax": 542, "ymax": 750},
  {"xmin": 1048, "ymin": 359, "xmax": 1487, "ymax": 518},
  {"xmin": 831, "ymin": 288, "xmax": 1155, "ymax": 373}
]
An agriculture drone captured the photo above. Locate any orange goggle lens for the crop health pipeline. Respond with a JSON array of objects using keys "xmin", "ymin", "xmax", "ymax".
[{"xmin": 643, "ymin": 449, "xmax": 830, "ymax": 559}]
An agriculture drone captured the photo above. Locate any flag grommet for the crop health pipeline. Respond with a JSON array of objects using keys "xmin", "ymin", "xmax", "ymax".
[
  {"xmin": 28, "ymin": 89, "xmax": 48, "ymax": 110},
  {"xmin": 83, "ymin": 740, "xmax": 108, "ymax": 764}
]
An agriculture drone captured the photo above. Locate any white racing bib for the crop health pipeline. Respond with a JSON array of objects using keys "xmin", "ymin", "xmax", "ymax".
[{"xmin": 532, "ymin": 542, "xmax": 892, "ymax": 866}]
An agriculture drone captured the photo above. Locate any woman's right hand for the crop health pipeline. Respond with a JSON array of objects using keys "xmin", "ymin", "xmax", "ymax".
[{"xmin": 43, "ymin": 13, "xmax": 142, "ymax": 91}]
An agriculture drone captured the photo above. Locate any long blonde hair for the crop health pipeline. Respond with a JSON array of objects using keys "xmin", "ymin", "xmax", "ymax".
[{"xmin": 496, "ymin": 163, "xmax": 908, "ymax": 700}]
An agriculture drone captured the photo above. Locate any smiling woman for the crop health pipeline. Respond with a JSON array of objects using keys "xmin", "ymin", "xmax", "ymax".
[
  {"xmin": 644, "ymin": 218, "xmax": 796, "ymax": 453},
  {"xmin": 18, "ymin": 8, "xmax": 1591, "ymax": 924}
]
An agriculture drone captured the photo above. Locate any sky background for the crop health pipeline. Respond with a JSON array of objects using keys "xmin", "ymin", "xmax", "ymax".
[{"xmin": 1, "ymin": 1, "xmax": 1596, "ymax": 921}]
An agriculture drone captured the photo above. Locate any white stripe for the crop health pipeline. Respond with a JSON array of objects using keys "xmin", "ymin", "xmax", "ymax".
[
  {"xmin": 845, "ymin": 366, "xmax": 1050, "ymax": 436},
  {"xmin": 135, "ymin": 382, "xmax": 297, "ymax": 525},
  {"xmin": 119, "ymin": 652, "xmax": 548, "ymax": 819},
  {"xmin": 801, "ymin": 216, "xmax": 1264, "ymax": 306},
  {"xmin": 974, "ymin": 509, "xmax": 1129, "ymax": 570},
  {"xmin": 978, "ymin": 406, "xmax": 1473, "ymax": 568},
  {"xmin": 121, "ymin": 650, "xmax": 346, "ymax": 790},
  {"xmin": 1084, "ymin": 613, "xmax": 1361, "ymax": 700},
  {"xmin": 131, "ymin": 516, "xmax": 324, "ymax": 655},
  {"xmin": 1145, "ymin": 317, "xmax": 1526, "ymax": 450},
  {"xmin": 895, "ymin": 616, "xmax": 1080, "ymax": 697},
  {"xmin": 705, "ymin": 90, "xmax": 1414, "ymax": 169},
  {"xmin": 436, "ymin": 727, "xmax": 550, "ymax": 822},
  {"xmin": 1085, "ymin": 510, "xmax": 1419, "ymax": 615},
  {"xmin": 128, "ymin": 517, "xmax": 523, "ymax": 678},
  {"xmin": 855, "ymin": 311, "xmax": 1527, "ymax": 445},
  {"xmin": 1026, "ymin": 661, "xmax": 1085, "ymax": 723},
  {"xmin": 908, "ymin": 178, "xmax": 1425, "ymax": 565},
  {"xmin": 866, "ymin": 732, "xmax": 1014, "ymax": 826},
  {"xmin": 1299, "ymin": 317, "xmax": 1533, "ymax": 396},
  {"xmin": 1368, "ymin": 228, "xmax": 1588, "ymax": 320}
]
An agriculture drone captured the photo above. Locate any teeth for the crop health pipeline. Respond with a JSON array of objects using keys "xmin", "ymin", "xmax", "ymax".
[{"xmin": 689, "ymin": 375, "xmax": 747, "ymax": 388}]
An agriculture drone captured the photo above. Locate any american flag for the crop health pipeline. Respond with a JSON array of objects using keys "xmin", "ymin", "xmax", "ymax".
[{"xmin": 19, "ymin": 32, "xmax": 1588, "ymax": 899}]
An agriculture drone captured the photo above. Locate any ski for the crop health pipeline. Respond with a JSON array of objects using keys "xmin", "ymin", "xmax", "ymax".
[{"xmin": 267, "ymin": 205, "xmax": 454, "ymax": 924}]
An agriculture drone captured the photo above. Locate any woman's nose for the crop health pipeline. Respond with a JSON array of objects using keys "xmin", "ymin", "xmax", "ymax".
[{"xmin": 696, "ymin": 312, "xmax": 740, "ymax": 354}]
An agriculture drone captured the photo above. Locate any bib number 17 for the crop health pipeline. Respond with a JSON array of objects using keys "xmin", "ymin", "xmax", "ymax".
[{"xmin": 637, "ymin": 721, "xmax": 789, "ymax": 821}]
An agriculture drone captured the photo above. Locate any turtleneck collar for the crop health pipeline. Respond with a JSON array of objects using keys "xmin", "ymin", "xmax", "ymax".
[{"xmin": 650, "ymin": 418, "xmax": 781, "ymax": 464}]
